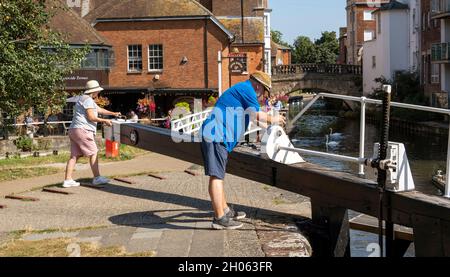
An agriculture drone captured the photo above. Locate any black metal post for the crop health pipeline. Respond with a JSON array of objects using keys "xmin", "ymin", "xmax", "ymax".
[{"xmin": 377, "ymin": 85, "xmax": 393, "ymax": 257}]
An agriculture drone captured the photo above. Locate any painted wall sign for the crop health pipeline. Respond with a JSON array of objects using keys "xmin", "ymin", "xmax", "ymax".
[{"xmin": 228, "ymin": 53, "xmax": 247, "ymax": 74}]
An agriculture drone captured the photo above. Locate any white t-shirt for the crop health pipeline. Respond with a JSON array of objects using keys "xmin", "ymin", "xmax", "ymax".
[{"xmin": 69, "ymin": 95, "xmax": 98, "ymax": 133}]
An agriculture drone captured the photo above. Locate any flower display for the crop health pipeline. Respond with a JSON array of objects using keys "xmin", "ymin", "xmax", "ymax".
[
  {"xmin": 137, "ymin": 97, "xmax": 156, "ymax": 117},
  {"xmin": 95, "ymin": 96, "xmax": 110, "ymax": 108},
  {"xmin": 277, "ymin": 95, "xmax": 289, "ymax": 104}
]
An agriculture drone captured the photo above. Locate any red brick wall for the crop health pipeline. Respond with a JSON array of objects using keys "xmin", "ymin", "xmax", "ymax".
[
  {"xmin": 94, "ymin": 19, "xmax": 230, "ymax": 90},
  {"xmin": 281, "ymin": 50, "xmax": 291, "ymax": 65},
  {"xmin": 229, "ymin": 44, "xmax": 264, "ymax": 86},
  {"xmin": 346, "ymin": 0, "xmax": 389, "ymax": 64}
]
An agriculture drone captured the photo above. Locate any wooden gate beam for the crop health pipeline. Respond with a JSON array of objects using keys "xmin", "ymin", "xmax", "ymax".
[{"xmin": 118, "ymin": 124, "xmax": 450, "ymax": 256}]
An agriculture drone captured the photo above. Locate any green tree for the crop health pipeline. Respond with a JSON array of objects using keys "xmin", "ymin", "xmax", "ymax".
[
  {"xmin": 271, "ymin": 29, "xmax": 290, "ymax": 48},
  {"xmin": 0, "ymin": 0, "xmax": 88, "ymax": 133},
  {"xmin": 292, "ymin": 36, "xmax": 317, "ymax": 63},
  {"xmin": 292, "ymin": 31, "xmax": 339, "ymax": 64}
]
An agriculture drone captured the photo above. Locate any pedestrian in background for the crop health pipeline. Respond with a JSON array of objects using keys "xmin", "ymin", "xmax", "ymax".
[{"xmin": 62, "ymin": 80, "xmax": 121, "ymax": 188}]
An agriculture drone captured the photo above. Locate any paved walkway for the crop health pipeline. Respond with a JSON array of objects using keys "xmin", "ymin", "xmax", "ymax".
[
  {"xmin": 0, "ymin": 154, "xmax": 312, "ymax": 257},
  {"xmin": 0, "ymin": 153, "xmax": 190, "ymax": 197}
]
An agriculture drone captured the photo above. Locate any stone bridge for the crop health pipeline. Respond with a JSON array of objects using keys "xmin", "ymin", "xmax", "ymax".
[{"xmin": 272, "ymin": 64, "xmax": 363, "ymax": 97}]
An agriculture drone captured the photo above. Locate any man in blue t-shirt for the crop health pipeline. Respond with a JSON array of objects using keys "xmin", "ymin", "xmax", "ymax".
[{"xmin": 201, "ymin": 71, "xmax": 286, "ymax": 230}]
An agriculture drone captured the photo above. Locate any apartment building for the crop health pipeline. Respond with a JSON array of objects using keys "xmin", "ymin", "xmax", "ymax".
[
  {"xmin": 346, "ymin": 0, "xmax": 390, "ymax": 65},
  {"xmin": 363, "ymin": 0, "xmax": 421, "ymax": 95},
  {"xmin": 430, "ymin": 0, "xmax": 450, "ymax": 108}
]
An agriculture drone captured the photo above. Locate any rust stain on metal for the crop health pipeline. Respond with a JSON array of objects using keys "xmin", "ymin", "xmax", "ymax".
[
  {"xmin": 5, "ymin": 195, "xmax": 39, "ymax": 202},
  {"xmin": 42, "ymin": 188, "xmax": 73, "ymax": 195},
  {"xmin": 148, "ymin": 173, "xmax": 166, "ymax": 180},
  {"xmin": 114, "ymin": 178, "xmax": 134, "ymax": 184},
  {"xmin": 184, "ymin": 170, "xmax": 200, "ymax": 176}
]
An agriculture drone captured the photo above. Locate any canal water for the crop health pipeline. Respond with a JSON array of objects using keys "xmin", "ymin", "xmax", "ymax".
[{"xmin": 288, "ymin": 98, "xmax": 447, "ymax": 257}]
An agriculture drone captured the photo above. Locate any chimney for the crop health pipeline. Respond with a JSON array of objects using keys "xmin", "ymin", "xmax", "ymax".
[{"xmin": 81, "ymin": 0, "xmax": 91, "ymax": 17}]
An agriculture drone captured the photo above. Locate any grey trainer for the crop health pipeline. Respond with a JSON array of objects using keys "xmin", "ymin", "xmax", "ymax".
[
  {"xmin": 225, "ymin": 207, "xmax": 246, "ymax": 220},
  {"xmin": 212, "ymin": 216, "xmax": 243, "ymax": 230}
]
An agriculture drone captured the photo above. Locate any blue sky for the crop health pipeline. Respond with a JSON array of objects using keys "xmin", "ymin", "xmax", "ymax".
[{"xmin": 270, "ymin": 0, "xmax": 346, "ymax": 45}]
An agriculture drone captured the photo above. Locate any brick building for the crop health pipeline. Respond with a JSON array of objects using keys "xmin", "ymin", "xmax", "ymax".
[
  {"xmin": 201, "ymin": 0, "xmax": 272, "ymax": 80},
  {"xmin": 345, "ymin": 0, "xmax": 390, "ymax": 65},
  {"xmin": 337, "ymin": 27, "xmax": 348, "ymax": 65},
  {"xmin": 271, "ymin": 41, "xmax": 292, "ymax": 66},
  {"xmin": 69, "ymin": 0, "xmax": 272, "ymax": 116},
  {"xmin": 429, "ymin": 0, "xmax": 450, "ymax": 108},
  {"xmin": 50, "ymin": 0, "xmax": 112, "ymax": 95},
  {"xmin": 82, "ymin": 0, "xmax": 236, "ymax": 116}
]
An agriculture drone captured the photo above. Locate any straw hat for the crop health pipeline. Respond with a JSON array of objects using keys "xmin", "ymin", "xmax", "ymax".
[
  {"xmin": 84, "ymin": 80, "xmax": 104, "ymax": 95},
  {"xmin": 250, "ymin": 71, "xmax": 272, "ymax": 93}
]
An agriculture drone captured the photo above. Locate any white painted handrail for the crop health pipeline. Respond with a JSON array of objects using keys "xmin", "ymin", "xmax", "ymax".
[
  {"xmin": 288, "ymin": 92, "xmax": 450, "ymax": 198},
  {"xmin": 171, "ymin": 110, "xmax": 212, "ymax": 135}
]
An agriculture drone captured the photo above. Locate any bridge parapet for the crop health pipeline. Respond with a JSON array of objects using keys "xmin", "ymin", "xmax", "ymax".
[{"xmin": 272, "ymin": 64, "xmax": 362, "ymax": 76}]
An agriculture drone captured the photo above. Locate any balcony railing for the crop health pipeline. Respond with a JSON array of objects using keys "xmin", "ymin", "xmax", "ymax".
[
  {"xmin": 431, "ymin": 0, "xmax": 450, "ymax": 18},
  {"xmin": 272, "ymin": 64, "xmax": 362, "ymax": 76},
  {"xmin": 432, "ymin": 42, "xmax": 450, "ymax": 62}
]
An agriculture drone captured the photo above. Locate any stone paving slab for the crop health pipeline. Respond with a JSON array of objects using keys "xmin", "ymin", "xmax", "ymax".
[
  {"xmin": 0, "ymin": 170, "xmax": 312, "ymax": 257},
  {"xmin": 189, "ymin": 229, "xmax": 225, "ymax": 257},
  {"xmin": 156, "ymin": 230, "xmax": 194, "ymax": 257}
]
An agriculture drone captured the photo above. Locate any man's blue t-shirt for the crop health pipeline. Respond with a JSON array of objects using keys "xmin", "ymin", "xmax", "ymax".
[{"xmin": 201, "ymin": 80, "xmax": 260, "ymax": 152}]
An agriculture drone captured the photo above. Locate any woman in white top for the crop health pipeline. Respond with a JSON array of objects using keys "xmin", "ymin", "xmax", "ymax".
[{"xmin": 63, "ymin": 80, "xmax": 121, "ymax": 188}]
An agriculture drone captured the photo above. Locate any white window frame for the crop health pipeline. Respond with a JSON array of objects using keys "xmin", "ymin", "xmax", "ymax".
[
  {"xmin": 148, "ymin": 44, "xmax": 163, "ymax": 72},
  {"xmin": 431, "ymin": 63, "xmax": 440, "ymax": 84},
  {"xmin": 264, "ymin": 50, "xmax": 271, "ymax": 73},
  {"xmin": 127, "ymin": 45, "xmax": 142, "ymax": 73},
  {"xmin": 363, "ymin": 10, "xmax": 374, "ymax": 21},
  {"xmin": 364, "ymin": 30, "xmax": 374, "ymax": 41},
  {"xmin": 264, "ymin": 15, "xmax": 269, "ymax": 37}
]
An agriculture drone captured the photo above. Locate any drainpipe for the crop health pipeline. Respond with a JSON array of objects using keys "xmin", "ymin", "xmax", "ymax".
[
  {"xmin": 204, "ymin": 18, "xmax": 209, "ymax": 89},
  {"xmin": 241, "ymin": 0, "xmax": 245, "ymax": 43}
]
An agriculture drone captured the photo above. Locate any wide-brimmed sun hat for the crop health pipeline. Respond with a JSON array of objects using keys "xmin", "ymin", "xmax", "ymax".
[
  {"xmin": 84, "ymin": 80, "xmax": 104, "ymax": 95},
  {"xmin": 250, "ymin": 71, "xmax": 272, "ymax": 93}
]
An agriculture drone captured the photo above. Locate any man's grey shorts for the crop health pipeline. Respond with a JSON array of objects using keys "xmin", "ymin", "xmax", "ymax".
[{"xmin": 201, "ymin": 141, "xmax": 229, "ymax": 180}]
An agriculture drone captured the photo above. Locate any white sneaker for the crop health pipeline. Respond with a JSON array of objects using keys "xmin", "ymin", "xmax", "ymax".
[
  {"xmin": 92, "ymin": 176, "xmax": 110, "ymax": 185},
  {"xmin": 62, "ymin": 179, "xmax": 81, "ymax": 188}
]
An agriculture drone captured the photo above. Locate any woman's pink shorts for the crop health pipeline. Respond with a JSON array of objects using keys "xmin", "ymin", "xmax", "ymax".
[{"xmin": 68, "ymin": 128, "xmax": 98, "ymax": 157}]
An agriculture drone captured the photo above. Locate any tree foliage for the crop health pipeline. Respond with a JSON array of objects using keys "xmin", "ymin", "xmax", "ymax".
[
  {"xmin": 292, "ymin": 31, "xmax": 339, "ymax": 64},
  {"xmin": 0, "ymin": 0, "xmax": 88, "ymax": 122},
  {"xmin": 369, "ymin": 71, "xmax": 435, "ymax": 121},
  {"xmin": 271, "ymin": 30, "xmax": 290, "ymax": 48}
]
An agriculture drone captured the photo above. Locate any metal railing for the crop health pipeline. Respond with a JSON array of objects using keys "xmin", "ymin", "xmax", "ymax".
[
  {"xmin": 3, "ymin": 121, "xmax": 73, "ymax": 137},
  {"xmin": 287, "ymin": 92, "xmax": 450, "ymax": 198},
  {"xmin": 171, "ymin": 110, "xmax": 265, "ymax": 137},
  {"xmin": 432, "ymin": 0, "xmax": 450, "ymax": 16},
  {"xmin": 171, "ymin": 110, "xmax": 212, "ymax": 135},
  {"xmin": 272, "ymin": 64, "xmax": 362, "ymax": 76}
]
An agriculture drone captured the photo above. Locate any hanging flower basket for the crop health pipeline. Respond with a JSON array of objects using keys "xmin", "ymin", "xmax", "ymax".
[{"xmin": 137, "ymin": 98, "xmax": 156, "ymax": 118}]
